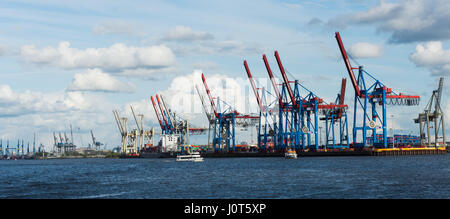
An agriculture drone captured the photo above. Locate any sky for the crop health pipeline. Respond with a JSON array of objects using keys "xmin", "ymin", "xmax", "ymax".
[{"xmin": 0, "ymin": 0, "xmax": 449, "ymax": 150}]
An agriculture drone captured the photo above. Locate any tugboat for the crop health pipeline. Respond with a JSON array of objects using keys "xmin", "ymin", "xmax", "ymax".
[
  {"xmin": 176, "ymin": 145, "xmax": 203, "ymax": 162},
  {"xmin": 285, "ymin": 149, "xmax": 297, "ymax": 159}
]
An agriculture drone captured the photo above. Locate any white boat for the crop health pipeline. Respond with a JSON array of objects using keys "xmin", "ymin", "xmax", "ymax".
[
  {"xmin": 285, "ymin": 150, "xmax": 297, "ymax": 159},
  {"xmin": 176, "ymin": 151, "xmax": 204, "ymax": 162}
]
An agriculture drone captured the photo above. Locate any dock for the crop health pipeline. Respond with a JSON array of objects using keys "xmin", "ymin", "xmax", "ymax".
[{"xmin": 370, "ymin": 147, "xmax": 447, "ymax": 156}]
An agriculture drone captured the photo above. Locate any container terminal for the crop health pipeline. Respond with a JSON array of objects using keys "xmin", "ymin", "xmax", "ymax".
[
  {"xmin": 0, "ymin": 127, "xmax": 113, "ymax": 160},
  {"xmin": 110, "ymin": 32, "xmax": 447, "ymax": 158}
]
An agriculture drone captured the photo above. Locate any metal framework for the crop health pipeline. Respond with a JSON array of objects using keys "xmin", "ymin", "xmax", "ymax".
[
  {"xmin": 113, "ymin": 109, "xmax": 138, "ymax": 154},
  {"xmin": 90, "ymin": 130, "xmax": 103, "ymax": 150},
  {"xmin": 335, "ymin": 32, "xmax": 420, "ymax": 148},
  {"xmin": 244, "ymin": 59, "xmax": 277, "ymax": 152},
  {"xmin": 201, "ymin": 73, "xmax": 259, "ymax": 152},
  {"xmin": 151, "ymin": 93, "xmax": 207, "ymax": 153},
  {"xmin": 414, "ymin": 77, "xmax": 446, "ymax": 147},
  {"xmin": 245, "ymin": 51, "xmax": 348, "ymax": 152},
  {"xmin": 321, "ymin": 78, "xmax": 350, "ymax": 148}
]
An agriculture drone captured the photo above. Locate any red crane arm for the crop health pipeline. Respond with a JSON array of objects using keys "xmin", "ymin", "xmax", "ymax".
[
  {"xmin": 201, "ymin": 73, "xmax": 219, "ymax": 118},
  {"xmin": 244, "ymin": 60, "xmax": 264, "ymax": 112},
  {"xmin": 339, "ymin": 78, "xmax": 347, "ymax": 106},
  {"xmin": 263, "ymin": 54, "xmax": 283, "ymax": 108},
  {"xmin": 274, "ymin": 50, "xmax": 297, "ymax": 107},
  {"xmin": 156, "ymin": 94, "xmax": 170, "ymax": 130},
  {"xmin": 338, "ymin": 78, "xmax": 347, "ymax": 118},
  {"xmin": 335, "ymin": 32, "xmax": 361, "ymax": 97},
  {"xmin": 151, "ymin": 96, "xmax": 165, "ymax": 131}
]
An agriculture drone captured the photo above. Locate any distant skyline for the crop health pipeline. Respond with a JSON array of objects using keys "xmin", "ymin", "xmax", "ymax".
[{"xmin": 0, "ymin": 0, "xmax": 449, "ymax": 149}]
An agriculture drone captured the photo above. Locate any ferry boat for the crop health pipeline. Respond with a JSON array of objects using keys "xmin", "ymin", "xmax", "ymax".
[
  {"xmin": 176, "ymin": 151, "xmax": 204, "ymax": 162},
  {"xmin": 285, "ymin": 150, "xmax": 297, "ymax": 159}
]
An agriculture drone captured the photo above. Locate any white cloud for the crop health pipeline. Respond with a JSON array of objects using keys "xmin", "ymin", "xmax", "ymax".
[
  {"xmin": 171, "ymin": 39, "xmax": 264, "ymax": 57},
  {"xmin": 282, "ymin": 3, "xmax": 302, "ymax": 9},
  {"xmin": 158, "ymin": 70, "xmax": 258, "ymax": 123},
  {"xmin": 20, "ymin": 42, "xmax": 176, "ymax": 72},
  {"xmin": 93, "ymin": 20, "xmax": 134, "ymax": 35},
  {"xmin": 192, "ymin": 61, "xmax": 218, "ymax": 70},
  {"xmin": 348, "ymin": 42, "xmax": 383, "ymax": 59},
  {"xmin": 163, "ymin": 26, "xmax": 214, "ymax": 42},
  {"xmin": 119, "ymin": 66, "xmax": 177, "ymax": 79},
  {"xmin": 329, "ymin": 0, "xmax": 450, "ymax": 43},
  {"xmin": 0, "ymin": 84, "xmax": 120, "ymax": 149},
  {"xmin": 67, "ymin": 69, "xmax": 136, "ymax": 93},
  {"xmin": 409, "ymin": 41, "xmax": 450, "ymax": 76},
  {"xmin": 0, "ymin": 85, "xmax": 95, "ymax": 117}
]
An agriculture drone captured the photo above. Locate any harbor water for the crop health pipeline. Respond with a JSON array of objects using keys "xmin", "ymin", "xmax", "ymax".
[{"xmin": 0, "ymin": 155, "xmax": 449, "ymax": 199}]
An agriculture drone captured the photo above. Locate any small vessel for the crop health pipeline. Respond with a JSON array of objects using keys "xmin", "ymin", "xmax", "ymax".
[
  {"xmin": 176, "ymin": 151, "xmax": 204, "ymax": 162},
  {"xmin": 285, "ymin": 149, "xmax": 297, "ymax": 159}
]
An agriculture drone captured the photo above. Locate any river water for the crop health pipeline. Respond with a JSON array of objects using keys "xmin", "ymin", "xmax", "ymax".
[{"xmin": 0, "ymin": 155, "xmax": 449, "ymax": 199}]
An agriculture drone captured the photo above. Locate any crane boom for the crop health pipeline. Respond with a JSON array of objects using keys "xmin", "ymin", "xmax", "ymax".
[
  {"xmin": 339, "ymin": 78, "xmax": 347, "ymax": 106},
  {"xmin": 196, "ymin": 84, "xmax": 212, "ymax": 121},
  {"xmin": 274, "ymin": 50, "xmax": 297, "ymax": 107},
  {"xmin": 338, "ymin": 78, "xmax": 347, "ymax": 118},
  {"xmin": 91, "ymin": 130, "xmax": 96, "ymax": 146},
  {"xmin": 130, "ymin": 105, "xmax": 142, "ymax": 132},
  {"xmin": 335, "ymin": 32, "xmax": 361, "ymax": 97},
  {"xmin": 53, "ymin": 132, "xmax": 58, "ymax": 146},
  {"xmin": 201, "ymin": 73, "xmax": 219, "ymax": 118},
  {"xmin": 59, "ymin": 132, "xmax": 64, "ymax": 143},
  {"xmin": 156, "ymin": 94, "xmax": 170, "ymax": 132},
  {"xmin": 244, "ymin": 60, "xmax": 264, "ymax": 112},
  {"xmin": 436, "ymin": 77, "xmax": 444, "ymax": 106},
  {"xmin": 113, "ymin": 110, "xmax": 121, "ymax": 134},
  {"xmin": 263, "ymin": 54, "xmax": 283, "ymax": 107},
  {"xmin": 113, "ymin": 110, "xmax": 126, "ymax": 135},
  {"xmin": 160, "ymin": 95, "xmax": 176, "ymax": 129},
  {"xmin": 151, "ymin": 96, "xmax": 165, "ymax": 131}
]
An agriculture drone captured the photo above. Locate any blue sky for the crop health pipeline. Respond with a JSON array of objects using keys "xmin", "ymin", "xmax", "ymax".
[{"xmin": 0, "ymin": 0, "xmax": 449, "ymax": 149}]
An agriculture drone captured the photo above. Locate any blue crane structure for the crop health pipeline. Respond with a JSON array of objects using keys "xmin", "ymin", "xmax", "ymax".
[
  {"xmin": 245, "ymin": 51, "xmax": 348, "ymax": 152},
  {"xmin": 322, "ymin": 78, "xmax": 350, "ymax": 148},
  {"xmin": 244, "ymin": 60, "xmax": 278, "ymax": 152},
  {"xmin": 335, "ymin": 32, "xmax": 420, "ymax": 148},
  {"xmin": 200, "ymin": 73, "xmax": 259, "ymax": 153},
  {"xmin": 150, "ymin": 94, "xmax": 207, "ymax": 151}
]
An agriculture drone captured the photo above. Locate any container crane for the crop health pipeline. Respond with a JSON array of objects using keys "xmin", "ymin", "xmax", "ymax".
[
  {"xmin": 335, "ymin": 32, "xmax": 420, "ymax": 148},
  {"xmin": 156, "ymin": 94, "xmax": 172, "ymax": 134},
  {"xmin": 113, "ymin": 109, "xmax": 137, "ymax": 155},
  {"xmin": 196, "ymin": 84, "xmax": 215, "ymax": 149},
  {"xmin": 244, "ymin": 59, "xmax": 277, "ymax": 152},
  {"xmin": 414, "ymin": 77, "xmax": 445, "ymax": 147},
  {"xmin": 201, "ymin": 73, "xmax": 259, "ymax": 152},
  {"xmin": 151, "ymin": 96, "xmax": 166, "ymax": 133},
  {"xmin": 260, "ymin": 51, "xmax": 348, "ymax": 151},
  {"xmin": 321, "ymin": 78, "xmax": 349, "ymax": 148},
  {"xmin": 130, "ymin": 105, "xmax": 144, "ymax": 152},
  {"xmin": 90, "ymin": 130, "xmax": 103, "ymax": 150}
]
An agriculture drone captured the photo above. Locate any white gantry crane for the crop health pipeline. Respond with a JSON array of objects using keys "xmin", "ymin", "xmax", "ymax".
[
  {"xmin": 414, "ymin": 77, "xmax": 446, "ymax": 147},
  {"xmin": 113, "ymin": 109, "xmax": 137, "ymax": 154}
]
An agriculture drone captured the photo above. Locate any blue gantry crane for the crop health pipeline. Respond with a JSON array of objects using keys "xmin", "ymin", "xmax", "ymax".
[
  {"xmin": 322, "ymin": 78, "xmax": 350, "ymax": 148},
  {"xmin": 245, "ymin": 51, "xmax": 348, "ymax": 152},
  {"xmin": 201, "ymin": 73, "xmax": 259, "ymax": 153},
  {"xmin": 335, "ymin": 32, "xmax": 420, "ymax": 148},
  {"xmin": 244, "ymin": 59, "xmax": 278, "ymax": 152}
]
